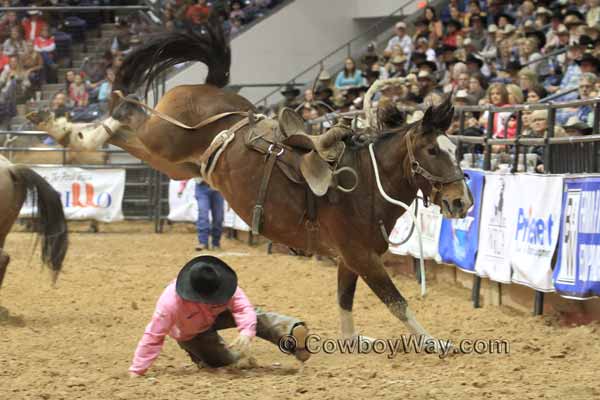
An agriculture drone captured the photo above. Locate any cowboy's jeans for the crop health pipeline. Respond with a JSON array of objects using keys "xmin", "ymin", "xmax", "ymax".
[
  {"xmin": 195, "ymin": 182, "xmax": 224, "ymax": 247},
  {"xmin": 177, "ymin": 308, "xmax": 302, "ymax": 367}
]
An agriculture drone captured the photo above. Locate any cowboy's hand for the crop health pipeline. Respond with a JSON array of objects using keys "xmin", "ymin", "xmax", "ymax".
[{"xmin": 228, "ymin": 334, "xmax": 253, "ymax": 355}]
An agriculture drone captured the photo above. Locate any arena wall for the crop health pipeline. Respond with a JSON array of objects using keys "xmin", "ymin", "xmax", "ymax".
[{"xmin": 383, "ymin": 255, "xmax": 600, "ymax": 326}]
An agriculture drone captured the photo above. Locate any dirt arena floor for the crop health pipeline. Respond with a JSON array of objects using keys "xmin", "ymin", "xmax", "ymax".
[{"xmin": 1, "ymin": 221, "xmax": 599, "ymax": 400}]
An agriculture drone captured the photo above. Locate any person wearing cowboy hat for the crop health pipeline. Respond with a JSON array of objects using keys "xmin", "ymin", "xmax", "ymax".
[
  {"xmin": 563, "ymin": 116, "xmax": 593, "ymax": 135},
  {"xmin": 273, "ymin": 83, "xmax": 302, "ymax": 115},
  {"xmin": 129, "ymin": 255, "xmax": 310, "ymax": 377}
]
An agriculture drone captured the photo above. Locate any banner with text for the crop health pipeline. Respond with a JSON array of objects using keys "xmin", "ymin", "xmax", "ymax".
[
  {"xmin": 438, "ymin": 169, "xmax": 485, "ymax": 273},
  {"xmin": 388, "ymin": 192, "xmax": 443, "ymax": 263},
  {"xmin": 509, "ymin": 174, "xmax": 562, "ymax": 292},
  {"xmin": 167, "ymin": 180, "xmax": 250, "ymax": 231},
  {"xmin": 475, "ymin": 173, "xmax": 518, "ymax": 283},
  {"xmin": 553, "ymin": 176, "xmax": 600, "ymax": 299},
  {"xmin": 19, "ymin": 166, "xmax": 125, "ymax": 222}
]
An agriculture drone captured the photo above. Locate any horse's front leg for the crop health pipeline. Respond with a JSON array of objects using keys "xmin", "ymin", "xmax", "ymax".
[{"xmin": 342, "ymin": 249, "xmax": 449, "ymax": 354}]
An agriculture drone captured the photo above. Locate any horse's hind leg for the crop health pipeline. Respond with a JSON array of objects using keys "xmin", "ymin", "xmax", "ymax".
[
  {"xmin": 0, "ymin": 236, "xmax": 9, "ymax": 289},
  {"xmin": 338, "ymin": 261, "xmax": 358, "ymax": 339},
  {"xmin": 0, "ymin": 249, "xmax": 9, "ymax": 289}
]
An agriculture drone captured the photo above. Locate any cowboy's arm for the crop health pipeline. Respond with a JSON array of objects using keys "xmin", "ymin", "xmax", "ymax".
[
  {"xmin": 129, "ymin": 307, "xmax": 174, "ymax": 376},
  {"xmin": 229, "ymin": 287, "xmax": 257, "ymax": 337},
  {"xmin": 226, "ymin": 287, "xmax": 257, "ymax": 355}
]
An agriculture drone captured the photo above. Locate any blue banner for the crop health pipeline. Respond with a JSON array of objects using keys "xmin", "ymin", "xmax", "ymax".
[
  {"xmin": 553, "ymin": 176, "xmax": 600, "ymax": 299},
  {"xmin": 438, "ymin": 169, "xmax": 485, "ymax": 272}
]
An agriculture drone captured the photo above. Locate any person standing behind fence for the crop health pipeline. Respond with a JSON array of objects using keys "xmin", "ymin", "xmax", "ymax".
[{"xmin": 178, "ymin": 177, "xmax": 224, "ymax": 251}]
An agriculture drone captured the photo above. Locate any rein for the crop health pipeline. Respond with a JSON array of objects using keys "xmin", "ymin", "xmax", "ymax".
[
  {"xmin": 368, "ymin": 142, "xmax": 427, "ymax": 297},
  {"xmin": 111, "ymin": 90, "xmax": 249, "ymax": 131}
]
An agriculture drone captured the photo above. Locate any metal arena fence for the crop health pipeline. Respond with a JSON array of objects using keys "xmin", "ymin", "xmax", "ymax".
[{"xmin": 3, "ymin": 95, "xmax": 600, "ymax": 235}]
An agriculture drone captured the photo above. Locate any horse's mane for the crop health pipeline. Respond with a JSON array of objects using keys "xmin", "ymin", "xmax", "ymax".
[{"xmin": 343, "ymin": 121, "xmax": 418, "ymax": 151}]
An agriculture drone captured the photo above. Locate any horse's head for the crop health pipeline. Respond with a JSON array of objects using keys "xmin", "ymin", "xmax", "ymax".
[{"xmin": 405, "ymin": 97, "xmax": 473, "ymax": 218}]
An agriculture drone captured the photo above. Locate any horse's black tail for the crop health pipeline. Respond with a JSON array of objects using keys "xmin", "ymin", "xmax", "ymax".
[
  {"xmin": 9, "ymin": 165, "xmax": 68, "ymax": 283},
  {"xmin": 113, "ymin": 14, "xmax": 230, "ymax": 97}
]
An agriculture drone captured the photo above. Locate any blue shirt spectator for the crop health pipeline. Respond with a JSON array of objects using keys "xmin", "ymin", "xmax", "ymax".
[{"xmin": 335, "ymin": 57, "xmax": 364, "ymax": 89}]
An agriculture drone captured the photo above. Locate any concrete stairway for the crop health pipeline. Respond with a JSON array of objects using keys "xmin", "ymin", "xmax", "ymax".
[{"xmin": 10, "ymin": 22, "xmax": 119, "ymax": 129}]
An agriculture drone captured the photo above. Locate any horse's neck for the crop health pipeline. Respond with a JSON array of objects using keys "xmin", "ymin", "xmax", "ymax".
[{"xmin": 369, "ymin": 132, "xmax": 418, "ymax": 220}]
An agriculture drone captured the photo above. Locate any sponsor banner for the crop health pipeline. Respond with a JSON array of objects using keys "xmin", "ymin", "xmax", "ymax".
[
  {"xmin": 474, "ymin": 173, "xmax": 518, "ymax": 283},
  {"xmin": 388, "ymin": 192, "xmax": 443, "ymax": 263},
  {"xmin": 553, "ymin": 176, "xmax": 600, "ymax": 299},
  {"xmin": 19, "ymin": 166, "xmax": 125, "ymax": 222},
  {"xmin": 438, "ymin": 169, "xmax": 485, "ymax": 273},
  {"xmin": 167, "ymin": 180, "xmax": 250, "ymax": 231},
  {"xmin": 509, "ymin": 174, "xmax": 562, "ymax": 292}
]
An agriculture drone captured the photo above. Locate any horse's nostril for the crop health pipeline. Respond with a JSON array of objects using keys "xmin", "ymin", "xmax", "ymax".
[
  {"xmin": 452, "ymin": 199, "xmax": 464, "ymax": 210},
  {"xmin": 443, "ymin": 199, "xmax": 451, "ymax": 211}
]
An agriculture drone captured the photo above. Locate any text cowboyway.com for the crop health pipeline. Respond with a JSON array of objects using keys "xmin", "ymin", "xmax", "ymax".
[{"xmin": 278, "ymin": 334, "xmax": 510, "ymax": 359}]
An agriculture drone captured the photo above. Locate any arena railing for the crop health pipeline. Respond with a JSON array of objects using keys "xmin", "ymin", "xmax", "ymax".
[
  {"xmin": 303, "ymin": 95, "xmax": 600, "ymax": 176},
  {"xmin": 0, "ymin": 130, "xmax": 164, "ymax": 231}
]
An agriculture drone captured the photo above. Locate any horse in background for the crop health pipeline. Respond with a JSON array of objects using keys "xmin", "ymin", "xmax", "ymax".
[
  {"xmin": 1, "ymin": 131, "xmax": 108, "ymax": 165},
  {"xmin": 0, "ymin": 155, "xmax": 68, "ymax": 290}
]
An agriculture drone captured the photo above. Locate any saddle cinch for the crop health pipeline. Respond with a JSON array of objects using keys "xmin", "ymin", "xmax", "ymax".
[{"xmin": 243, "ymin": 107, "xmax": 359, "ymax": 238}]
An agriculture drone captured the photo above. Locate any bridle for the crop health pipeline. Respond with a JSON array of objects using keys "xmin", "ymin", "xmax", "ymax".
[{"xmin": 405, "ymin": 130, "xmax": 465, "ymax": 185}]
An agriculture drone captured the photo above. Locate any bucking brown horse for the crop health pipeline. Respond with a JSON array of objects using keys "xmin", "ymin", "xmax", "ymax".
[
  {"xmin": 0, "ymin": 155, "xmax": 68, "ymax": 290},
  {"xmin": 27, "ymin": 16, "xmax": 472, "ymax": 350}
]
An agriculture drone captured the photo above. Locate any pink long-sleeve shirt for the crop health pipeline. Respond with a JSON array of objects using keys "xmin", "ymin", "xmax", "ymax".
[{"xmin": 129, "ymin": 280, "xmax": 257, "ymax": 375}]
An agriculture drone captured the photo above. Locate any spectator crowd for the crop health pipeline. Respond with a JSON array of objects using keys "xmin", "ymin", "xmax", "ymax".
[
  {"xmin": 270, "ymin": 0, "xmax": 600, "ymax": 173},
  {"xmin": 0, "ymin": 0, "xmax": 285, "ymax": 129}
]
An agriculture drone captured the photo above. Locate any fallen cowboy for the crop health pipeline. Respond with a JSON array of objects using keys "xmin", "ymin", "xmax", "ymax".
[{"xmin": 128, "ymin": 255, "xmax": 310, "ymax": 377}]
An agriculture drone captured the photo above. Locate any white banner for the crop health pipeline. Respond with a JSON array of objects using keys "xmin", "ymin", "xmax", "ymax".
[
  {"xmin": 388, "ymin": 193, "xmax": 443, "ymax": 263},
  {"xmin": 475, "ymin": 173, "xmax": 518, "ymax": 283},
  {"xmin": 509, "ymin": 174, "xmax": 562, "ymax": 292},
  {"xmin": 19, "ymin": 166, "xmax": 125, "ymax": 222},
  {"xmin": 167, "ymin": 180, "xmax": 250, "ymax": 231}
]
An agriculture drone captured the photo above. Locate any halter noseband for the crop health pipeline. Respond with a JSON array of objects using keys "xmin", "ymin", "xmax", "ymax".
[{"xmin": 405, "ymin": 130, "xmax": 465, "ymax": 186}]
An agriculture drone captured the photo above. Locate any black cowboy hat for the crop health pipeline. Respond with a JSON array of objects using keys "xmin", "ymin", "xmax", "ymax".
[
  {"xmin": 176, "ymin": 256, "xmax": 238, "ymax": 304},
  {"xmin": 281, "ymin": 84, "xmax": 301, "ymax": 97},
  {"xmin": 438, "ymin": 43, "xmax": 457, "ymax": 54},
  {"xmin": 577, "ymin": 53, "xmax": 600, "ymax": 70},
  {"xmin": 417, "ymin": 59, "xmax": 438, "ymax": 72},
  {"xmin": 466, "ymin": 54, "xmax": 484, "ymax": 68},
  {"xmin": 526, "ymin": 30, "xmax": 546, "ymax": 50},
  {"xmin": 447, "ymin": 19, "xmax": 463, "ymax": 30},
  {"xmin": 564, "ymin": 9, "xmax": 585, "ymax": 22},
  {"xmin": 496, "ymin": 12, "xmax": 515, "ymax": 25}
]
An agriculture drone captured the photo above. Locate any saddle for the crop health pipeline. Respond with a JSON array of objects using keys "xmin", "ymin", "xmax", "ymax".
[
  {"xmin": 272, "ymin": 108, "xmax": 351, "ymax": 196},
  {"xmin": 243, "ymin": 108, "xmax": 357, "ymax": 251}
]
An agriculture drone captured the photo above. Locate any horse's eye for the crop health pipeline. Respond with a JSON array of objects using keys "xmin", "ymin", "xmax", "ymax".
[{"xmin": 427, "ymin": 147, "xmax": 438, "ymax": 156}]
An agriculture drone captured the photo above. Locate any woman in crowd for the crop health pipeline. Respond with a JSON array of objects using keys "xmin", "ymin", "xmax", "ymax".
[
  {"xmin": 479, "ymin": 82, "xmax": 513, "ymax": 139},
  {"xmin": 20, "ymin": 40, "xmax": 43, "ymax": 92},
  {"xmin": 0, "ymin": 55, "xmax": 31, "ymax": 103},
  {"xmin": 424, "ymin": 6, "xmax": 443, "ymax": 46},
  {"xmin": 335, "ymin": 57, "xmax": 363, "ymax": 89},
  {"xmin": 3, "ymin": 25, "xmax": 25, "ymax": 57}
]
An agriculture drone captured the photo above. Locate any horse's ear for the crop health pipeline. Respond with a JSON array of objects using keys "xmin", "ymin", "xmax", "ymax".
[
  {"xmin": 437, "ymin": 101, "xmax": 455, "ymax": 133},
  {"xmin": 422, "ymin": 95, "xmax": 454, "ymax": 134},
  {"xmin": 421, "ymin": 105, "xmax": 435, "ymax": 133}
]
